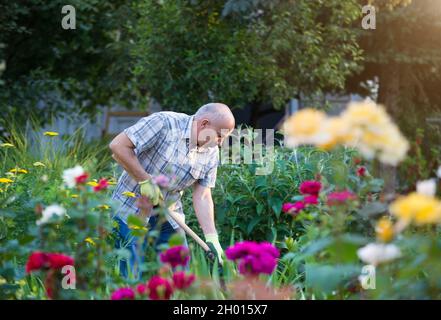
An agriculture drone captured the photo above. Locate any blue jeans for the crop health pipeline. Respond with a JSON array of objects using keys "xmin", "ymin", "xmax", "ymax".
[{"xmin": 114, "ymin": 215, "xmax": 182, "ymax": 279}]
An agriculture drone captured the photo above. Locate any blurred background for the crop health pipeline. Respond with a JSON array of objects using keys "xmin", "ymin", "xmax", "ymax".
[{"xmin": 1, "ymin": 0, "xmax": 440, "ymax": 154}]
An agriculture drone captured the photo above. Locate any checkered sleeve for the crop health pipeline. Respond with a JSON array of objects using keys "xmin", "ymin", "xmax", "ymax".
[
  {"xmin": 198, "ymin": 152, "xmax": 219, "ymax": 188},
  {"xmin": 123, "ymin": 113, "xmax": 165, "ymax": 153}
]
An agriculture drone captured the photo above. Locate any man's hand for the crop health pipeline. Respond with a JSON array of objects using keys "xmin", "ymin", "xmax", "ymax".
[
  {"xmin": 204, "ymin": 233, "xmax": 224, "ymax": 265},
  {"xmin": 139, "ymin": 179, "xmax": 163, "ymax": 206}
]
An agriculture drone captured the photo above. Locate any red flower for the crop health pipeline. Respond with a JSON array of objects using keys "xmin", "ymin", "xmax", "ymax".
[
  {"xmin": 299, "ymin": 181, "xmax": 322, "ymax": 196},
  {"xmin": 356, "ymin": 166, "xmax": 367, "ymax": 177},
  {"xmin": 26, "ymin": 252, "xmax": 74, "ymax": 274},
  {"xmin": 75, "ymin": 173, "xmax": 89, "ymax": 184},
  {"xmin": 327, "ymin": 191, "xmax": 357, "ymax": 206},
  {"xmin": 172, "ymin": 271, "xmax": 196, "ymax": 290},
  {"xmin": 160, "ymin": 245, "xmax": 190, "ymax": 268},
  {"xmin": 93, "ymin": 178, "xmax": 109, "ymax": 192},
  {"xmin": 47, "ymin": 253, "xmax": 74, "ymax": 269},
  {"xmin": 111, "ymin": 287, "xmax": 135, "ymax": 300},
  {"xmin": 147, "ymin": 276, "xmax": 174, "ymax": 300},
  {"xmin": 26, "ymin": 251, "xmax": 49, "ymax": 273},
  {"xmin": 303, "ymin": 195, "xmax": 319, "ymax": 205}
]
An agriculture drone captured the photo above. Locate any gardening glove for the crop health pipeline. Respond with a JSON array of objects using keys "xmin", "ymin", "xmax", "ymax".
[
  {"xmin": 139, "ymin": 179, "xmax": 163, "ymax": 206},
  {"xmin": 204, "ymin": 233, "xmax": 224, "ymax": 265}
]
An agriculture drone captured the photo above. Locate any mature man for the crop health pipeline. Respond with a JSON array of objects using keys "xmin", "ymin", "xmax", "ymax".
[{"xmin": 109, "ymin": 103, "xmax": 235, "ymax": 277}]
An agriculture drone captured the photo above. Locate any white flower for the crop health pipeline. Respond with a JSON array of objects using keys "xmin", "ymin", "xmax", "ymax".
[
  {"xmin": 37, "ymin": 204, "xmax": 66, "ymax": 226},
  {"xmin": 62, "ymin": 165, "xmax": 85, "ymax": 188},
  {"xmin": 437, "ymin": 166, "xmax": 441, "ymax": 179},
  {"xmin": 357, "ymin": 243, "xmax": 401, "ymax": 266},
  {"xmin": 416, "ymin": 179, "xmax": 437, "ymax": 197}
]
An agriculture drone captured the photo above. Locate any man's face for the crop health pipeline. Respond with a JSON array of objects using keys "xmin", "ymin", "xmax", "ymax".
[{"xmin": 197, "ymin": 119, "xmax": 234, "ymax": 148}]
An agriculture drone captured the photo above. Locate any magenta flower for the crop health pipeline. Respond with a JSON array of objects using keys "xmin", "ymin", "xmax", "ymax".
[
  {"xmin": 160, "ymin": 245, "xmax": 190, "ymax": 268},
  {"xmin": 147, "ymin": 275, "xmax": 174, "ymax": 300},
  {"xmin": 136, "ymin": 284, "xmax": 147, "ymax": 295},
  {"xmin": 225, "ymin": 241, "xmax": 259, "ymax": 260},
  {"xmin": 299, "ymin": 180, "xmax": 322, "ymax": 196},
  {"xmin": 303, "ymin": 195, "xmax": 319, "ymax": 205},
  {"xmin": 172, "ymin": 271, "xmax": 196, "ymax": 290},
  {"xmin": 111, "ymin": 287, "xmax": 135, "ymax": 300},
  {"xmin": 226, "ymin": 241, "xmax": 279, "ymax": 276},
  {"xmin": 238, "ymin": 253, "xmax": 278, "ymax": 275},
  {"xmin": 282, "ymin": 201, "xmax": 305, "ymax": 216},
  {"xmin": 327, "ymin": 190, "xmax": 357, "ymax": 206}
]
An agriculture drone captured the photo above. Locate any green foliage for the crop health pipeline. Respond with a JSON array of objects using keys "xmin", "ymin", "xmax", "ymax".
[{"xmin": 132, "ymin": 0, "xmax": 362, "ymax": 113}]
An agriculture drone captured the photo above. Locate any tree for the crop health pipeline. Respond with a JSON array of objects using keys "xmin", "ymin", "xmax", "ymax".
[
  {"xmin": 132, "ymin": 0, "xmax": 363, "ymax": 126},
  {"xmin": 0, "ymin": 0, "xmax": 142, "ymax": 130},
  {"xmin": 346, "ymin": 0, "xmax": 441, "ymax": 193}
]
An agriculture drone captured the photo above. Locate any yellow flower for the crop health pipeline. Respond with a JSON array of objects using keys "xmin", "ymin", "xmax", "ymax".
[
  {"xmin": 376, "ymin": 217, "xmax": 394, "ymax": 242},
  {"xmin": 0, "ymin": 143, "xmax": 14, "ymax": 148},
  {"xmin": 282, "ymin": 109, "xmax": 330, "ymax": 147},
  {"xmin": 122, "ymin": 191, "xmax": 136, "ymax": 198},
  {"xmin": 85, "ymin": 237, "xmax": 96, "ymax": 246},
  {"xmin": 43, "ymin": 131, "xmax": 59, "ymax": 136},
  {"xmin": 33, "ymin": 162, "xmax": 46, "ymax": 167},
  {"xmin": 0, "ymin": 178, "xmax": 14, "ymax": 184},
  {"xmin": 87, "ymin": 181, "xmax": 99, "ymax": 187},
  {"xmin": 97, "ymin": 204, "xmax": 110, "ymax": 210},
  {"xmin": 318, "ymin": 117, "xmax": 353, "ymax": 150},
  {"xmin": 129, "ymin": 225, "xmax": 148, "ymax": 231},
  {"xmin": 107, "ymin": 179, "xmax": 117, "ymax": 185},
  {"xmin": 71, "ymin": 194, "xmax": 79, "ymax": 198},
  {"xmin": 9, "ymin": 168, "xmax": 28, "ymax": 174},
  {"xmin": 390, "ymin": 192, "xmax": 441, "ymax": 225},
  {"xmin": 341, "ymin": 101, "xmax": 409, "ymax": 165}
]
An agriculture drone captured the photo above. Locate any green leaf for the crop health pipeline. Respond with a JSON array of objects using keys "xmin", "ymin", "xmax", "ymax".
[
  {"xmin": 358, "ymin": 202, "xmax": 388, "ymax": 218},
  {"xmin": 246, "ymin": 216, "xmax": 263, "ymax": 235},
  {"xmin": 269, "ymin": 197, "xmax": 283, "ymax": 218}
]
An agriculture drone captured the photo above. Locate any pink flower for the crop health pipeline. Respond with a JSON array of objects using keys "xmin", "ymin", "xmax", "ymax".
[
  {"xmin": 303, "ymin": 195, "xmax": 319, "ymax": 205},
  {"xmin": 153, "ymin": 174, "xmax": 170, "ymax": 188},
  {"xmin": 147, "ymin": 276, "xmax": 174, "ymax": 300},
  {"xmin": 111, "ymin": 287, "xmax": 135, "ymax": 300},
  {"xmin": 357, "ymin": 166, "xmax": 367, "ymax": 177},
  {"xmin": 226, "ymin": 242, "xmax": 279, "ymax": 276},
  {"xmin": 75, "ymin": 173, "xmax": 89, "ymax": 184},
  {"xmin": 282, "ymin": 201, "xmax": 305, "ymax": 216},
  {"xmin": 327, "ymin": 190, "xmax": 357, "ymax": 206},
  {"xmin": 160, "ymin": 245, "xmax": 190, "ymax": 268},
  {"xmin": 172, "ymin": 271, "xmax": 196, "ymax": 290},
  {"xmin": 299, "ymin": 180, "xmax": 322, "ymax": 196},
  {"xmin": 93, "ymin": 178, "xmax": 109, "ymax": 192}
]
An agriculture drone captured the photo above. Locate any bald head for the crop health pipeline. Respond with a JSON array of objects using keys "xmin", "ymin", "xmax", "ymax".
[
  {"xmin": 193, "ymin": 102, "xmax": 235, "ymax": 148},
  {"xmin": 195, "ymin": 103, "xmax": 235, "ymax": 128}
]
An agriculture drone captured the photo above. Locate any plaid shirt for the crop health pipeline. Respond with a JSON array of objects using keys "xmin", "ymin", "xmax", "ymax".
[{"xmin": 111, "ymin": 111, "xmax": 219, "ymax": 229}]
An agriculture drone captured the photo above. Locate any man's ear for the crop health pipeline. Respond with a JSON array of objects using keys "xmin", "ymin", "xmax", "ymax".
[{"xmin": 200, "ymin": 119, "xmax": 210, "ymax": 128}]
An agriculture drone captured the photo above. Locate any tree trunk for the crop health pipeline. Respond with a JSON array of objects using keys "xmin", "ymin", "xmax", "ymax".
[{"xmin": 377, "ymin": 63, "xmax": 401, "ymax": 200}]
